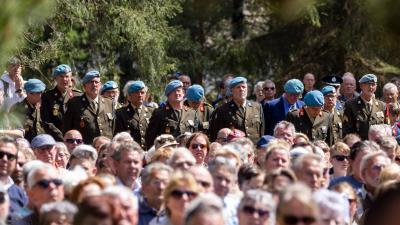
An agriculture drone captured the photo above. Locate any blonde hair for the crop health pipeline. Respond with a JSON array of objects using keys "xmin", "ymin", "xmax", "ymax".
[
  {"xmin": 265, "ymin": 139, "xmax": 290, "ymax": 161},
  {"xmin": 151, "ymin": 147, "xmax": 174, "ymax": 164},
  {"xmin": 379, "ymin": 163, "xmax": 400, "ymax": 184},
  {"xmin": 330, "ymin": 142, "xmax": 350, "ymax": 156}
]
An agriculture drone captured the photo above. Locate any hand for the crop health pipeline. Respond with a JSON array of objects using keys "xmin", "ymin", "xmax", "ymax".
[{"xmin": 14, "ymin": 75, "xmax": 23, "ymax": 90}]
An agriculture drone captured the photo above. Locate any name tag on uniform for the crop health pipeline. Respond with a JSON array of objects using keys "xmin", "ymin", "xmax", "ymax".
[{"xmin": 376, "ymin": 111, "xmax": 384, "ymax": 118}]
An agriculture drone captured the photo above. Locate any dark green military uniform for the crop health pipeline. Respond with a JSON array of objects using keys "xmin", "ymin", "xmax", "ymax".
[
  {"xmin": 343, "ymin": 96, "xmax": 386, "ymax": 140},
  {"xmin": 209, "ymin": 100, "xmax": 264, "ymax": 143},
  {"xmin": 62, "ymin": 95, "xmax": 115, "ymax": 144},
  {"xmin": 285, "ymin": 108, "xmax": 331, "ymax": 142},
  {"xmin": 184, "ymin": 101, "xmax": 214, "ymax": 135},
  {"xmin": 326, "ymin": 108, "xmax": 344, "ymax": 146},
  {"xmin": 41, "ymin": 87, "xmax": 82, "ymax": 132},
  {"xmin": 145, "ymin": 102, "xmax": 197, "ymax": 149},
  {"xmin": 10, "ymin": 99, "xmax": 63, "ymax": 142},
  {"xmin": 115, "ymin": 104, "xmax": 155, "ymax": 149}
]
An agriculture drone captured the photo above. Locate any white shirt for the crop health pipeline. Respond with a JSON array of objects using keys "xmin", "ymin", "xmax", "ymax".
[{"xmin": 0, "ymin": 72, "xmax": 25, "ymax": 111}]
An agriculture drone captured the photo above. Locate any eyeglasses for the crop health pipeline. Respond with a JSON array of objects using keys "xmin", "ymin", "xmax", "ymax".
[
  {"xmin": 263, "ymin": 87, "xmax": 275, "ymax": 91},
  {"xmin": 333, "ymin": 155, "xmax": 349, "ymax": 161},
  {"xmin": 283, "ymin": 215, "xmax": 316, "ymax": 225},
  {"xmin": 191, "ymin": 144, "xmax": 206, "ymax": 149},
  {"xmin": 242, "ymin": 206, "xmax": 270, "ymax": 217},
  {"xmin": 0, "ymin": 150, "xmax": 16, "ymax": 161},
  {"xmin": 170, "ymin": 190, "xmax": 197, "ymax": 199},
  {"xmin": 198, "ymin": 181, "xmax": 211, "ymax": 189},
  {"xmin": 65, "ymin": 139, "xmax": 83, "ymax": 144},
  {"xmin": 35, "ymin": 179, "xmax": 63, "ymax": 189}
]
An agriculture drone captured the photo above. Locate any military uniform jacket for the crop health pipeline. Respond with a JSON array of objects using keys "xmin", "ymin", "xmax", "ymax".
[
  {"xmin": 115, "ymin": 104, "xmax": 155, "ymax": 149},
  {"xmin": 343, "ymin": 96, "xmax": 386, "ymax": 140},
  {"xmin": 145, "ymin": 102, "xmax": 197, "ymax": 149},
  {"xmin": 209, "ymin": 100, "xmax": 264, "ymax": 143},
  {"xmin": 10, "ymin": 99, "xmax": 63, "ymax": 142},
  {"xmin": 285, "ymin": 108, "xmax": 331, "ymax": 142},
  {"xmin": 41, "ymin": 87, "xmax": 81, "ymax": 132},
  {"xmin": 62, "ymin": 95, "xmax": 114, "ymax": 144},
  {"xmin": 326, "ymin": 108, "xmax": 344, "ymax": 146},
  {"xmin": 184, "ymin": 101, "xmax": 214, "ymax": 134}
]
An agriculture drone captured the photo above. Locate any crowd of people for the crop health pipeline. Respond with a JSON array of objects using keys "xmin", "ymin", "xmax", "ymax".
[{"xmin": 0, "ymin": 57, "xmax": 400, "ymax": 225}]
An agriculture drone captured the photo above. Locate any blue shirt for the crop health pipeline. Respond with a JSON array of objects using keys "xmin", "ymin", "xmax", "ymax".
[
  {"xmin": 329, "ymin": 175, "xmax": 363, "ymax": 197},
  {"xmin": 138, "ymin": 193, "xmax": 160, "ymax": 225}
]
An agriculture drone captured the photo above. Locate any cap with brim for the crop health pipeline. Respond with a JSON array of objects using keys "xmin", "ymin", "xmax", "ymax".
[
  {"xmin": 256, "ymin": 135, "xmax": 275, "ymax": 148},
  {"xmin": 53, "ymin": 64, "xmax": 71, "ymax": 77},
  {"xmin": 24, "ymin": 79, "xmax": 46, "ymax": 93},
  {"xmin": 82, "ymin": 70, "xmax": 100, "ymax": 84},
  {"xmin": 128, "ymin": 81, "xmax": 146, "ymax": 94},
  {"xmin": 284, "ymin": 79, "xmax": 304, "ymax": 94},
  {"xmin": 31, "ymin": 134, "xmax": 56, "ymax": 149},
  {"xmin": 322, "ymin": 75, "xmax": 343, "ymax": 86}
]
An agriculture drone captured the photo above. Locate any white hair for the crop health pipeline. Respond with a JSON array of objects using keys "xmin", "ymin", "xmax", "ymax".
[
  {"xmin": 169, "ymin": 147, "xmax": 195, "ymax": 165},
  {"xmin": 40, "ymin": 201, "xmax": 78, "ymax": 216},
  {"xmin": 112, "ymin": 132, "xmax": 134, "ymax": 143},
  {"xmin": 103, "ymin": 185, "xmax": 138, "ymax": 209},
  {"xmin": 383, "ymin": 82, "xmax": 398, "ymax": 94},
  {"xmin": 369, "ymin": 124, "xmax": 393, "ymax": 137},
  {"xmin": 27, "ymin": 163, "xmax": 58, "ymax": 189},
  {"xmin": 313, "ymin": 189, "xmax": 350, "ymax": 224},
  {"xmin": 360, "ymin": 151, "xmax": 391, "ymax": 180},
  {"xmin": 184, "ymin": 193, "xmax": 224, "ymax": 225},
  {"xmin": 71, "ymin": 144, "xmax": 98, "ymax": 162}
]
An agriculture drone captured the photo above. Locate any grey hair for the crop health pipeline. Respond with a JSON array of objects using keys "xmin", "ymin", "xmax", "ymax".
[
  {"xmin": 71, "ymin": 144, "xmax": 98, "ymax": 162},
  {"xmin": 360, "ymin": 151, "xmax": 391, "ymax": 180},
  {"xmin": 208, "ymin": 156, "xmax": 237, "ymax": 175},
  {"xmin": 368, "ymin": 124, "xmax": 393, "ymax": 137},
  {"xmin": 313, "ymin": 189, "xmax": 350, "ymax": 224},
  {"xmin": 169, "ymin": 147, "xmax": 196, "ymax": 165},
  {"xmin": 253, "ymin": 81, "xmax": 264, "ymax": 94},
  {"xmin": 112, "ymin": 132, "xmax": 134, "ymax": 143},
  {"xmin": 112, "ymin": 142, "xmax": 144, "ymax": 161},
  {"xmin": 278, "ymin": 183, "xmax": 314, "ymax": 209},
  {"xmin": 383, "ymin": 82, "xmax": 398, "ymax": 94},
  {"xmin": 23, "ymin": 160, "xmax": 45, "ymax": 185},
  {"xmin": 141, "ymin": 162, "xmax": 173, "ymax": 185},
  {"xmin": 379, "ymin": 136, "xmax": 398, "ymax": 151},
  {"xmin": 40, "ymin": 201, "xmax": 77, "ymax": 218},
  {"xmin": 239, "ymin": 189, "xmax": 276, "ymax": 221},
  {"xmin": 27, "ymin": 163, "xmax": 59, "ymax": 189},
  {"xmin": 55, "ymin": 142, "xmax": 69, "ymax": 156},
  {"xmin": 102, "ymin": 185, "xmax": 138, "ymax": 209},
  {"xmin": 292, "ymin": 153, "xmax": 322, "ymax": 173},
  {"xmin": 273, "ymin": 121, "xmax": 295, "ymax": 137},
  {"xmin": 184, "ymin": 193, "xmax": 224, "ymax": 225}
]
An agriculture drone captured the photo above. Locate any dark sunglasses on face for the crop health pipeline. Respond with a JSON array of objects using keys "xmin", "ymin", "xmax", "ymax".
[
  {"xmin": 283, "ymin": 215, "xmax": 316, "ymax": 225},
  {"xmin": 65, "ymin": 138, "xmax": 83, "ymax": 144},
  {"xmin": 333, "ymin": 155, "xmax": 349, "ymax": 161},
  {"xmin": 191, "ymin": 144, "xmax": 206, "ymax": 149},
  {"xmin": 0, "ymin": 150, "xmax": 16, "ymax": 161},
  {"xmin": 242, "ymin": 206, "xmax": 270, "ymax": 217},
  {"xmin": 263, "ymin": 87, "xmax": 275, "ymax": 91},
  {"xmin": 170, "ymin": 190, "xmax": 197, "ymax": 199},
  {"xmin": 35, "ymin": 179, "xmax": 63, "ymax": 189}
]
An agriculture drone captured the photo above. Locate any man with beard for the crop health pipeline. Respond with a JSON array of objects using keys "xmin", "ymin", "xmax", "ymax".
[
  {"xmin": 210, "ymin": 77, "xmax": 264, "ymax": 143},
  {"xmin": 62, "ymin": 70, "xmax": 114, "ymax": 144}
]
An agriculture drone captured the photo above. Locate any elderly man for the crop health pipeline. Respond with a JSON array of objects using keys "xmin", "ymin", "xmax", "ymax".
[
  {"xmin": 188, "ymin": 165, "xmax": 214, "ymax": 193},
  {"xmin": 69, "ymin": 145, "xmax": 98, "ymax": 177},
  {"xmin": 62, "ymin": 70, "xmax": 114, "ymax": 144},
  {"xmin": 115, "ymin": 81, "xmax": 155, "ymax": 149},
  {"xmin": 184, "ymin": 84, "xmax": 214, "ymax": 134},
  {"xmin": 292, "ymin": 154, "xmax": 324, "ymax": 191},
  {"xmin": 321, "ymin": 86, "xmax": 344, "ymax": 146},
  {"xmin": 41, "ymin": 64, "xmax": 81, "ymax": 134},
  {"xmin": 237, "ymin": 190, "xmax": 275, "ymax": 225},
  {"xmin": 343, "ymin": 74, "xmax": 386, "ymax": 140},
  {"xmin": 138, "ymin": 163, "xmax": 172, "ymax": 225},
  {"xmin": 169, "ymin": 148, "xmax": 196, "ymax": 170},
  {"xmin": 102, "ymin": 186, "xmax": 139, "ymax": 225},
  {"xmin": 285, "ymin": 90, "xmax": 331, "ymax": 142},
  {"xmin": 112, "ymin": 143, "xmax": 144, "ymax": 194},
  {"xmin": 273, "ymin": 121, "xmax": 295, "ymax": 145},
  {"xmin": 145, "ymin": 80, "xmax": 196, "ymax": 149},
  {"xmin": 63, "ymin": 130, "xmax": 83, "ymax": 153},
  {"xmin": 339, "ymin": 72, "xmax": 359, "ymax": 104},
  {"xmin": 11, "ymin": 79, "xmax": 63, "ymax": 142},
  {"xmin": 12, "ymin": 163, "xmax": 64, "ymax": 225},
  {"xmin": 260, "ymin": 79, "xmax": 276, "ymax": 105},
  {"xmin": 382, "ymin": 82, "xmax": 399, "ymax": 125},
  {"xmin": 210, "ymin": 76, "xmax": 264, "ymax": 143},
  {"xmin": 0, "ymin": 58, "xmax": 25, "ymax": 111},
  {"xmin": 302, "ymin": 73, "xmax": 316, "ymax": 97},
  {"xmin": 264, "ymin": 79, "xmax": 305, "ymax": 135},
  {"xmin": 100, "ymin": 80, "xmax": 122, "ymax": 110},
  {"xmin": 30, "ymin": 134, "xmax": 58, "ymax": 169}
]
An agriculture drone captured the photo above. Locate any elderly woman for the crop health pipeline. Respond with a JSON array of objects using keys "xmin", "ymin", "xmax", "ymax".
[
  {"xmin": 254, "ymin": 81, "xmax": 265, "ymax": 102},
  {"xmin": 276, "ymin": 183, "xmax": 319, "ymax": 225},
  {"xmin": 238, "ymin": 189, "xmax": 275, "ymax": 225},
  {"xmin": 150, "ymin": 171, "xmax": 203, "ymax": 225},
  {"xmin": 313, "ymin": 189, "xmax": 350, "ymax": 225},
  {"xmin": 55, "ymin": 142, "xmax": 70, "ymax": 169},
  {"xmin": 186, "ymin": 133, "xmax": 210, "ymax": 165},
  {"xmin": 383, "ymin": 82, "xmax": 400, "ymax": 125}
]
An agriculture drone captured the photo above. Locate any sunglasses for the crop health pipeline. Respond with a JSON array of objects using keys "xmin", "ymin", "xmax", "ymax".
[
  {"xmin": 0, "ymin": 150, "xmax": 16, "ymax": 161},
  {"xmin": 170, "ymin": 190, "xmax": 197, "ymax": 199},
  {"xmin": 242, "ymin": 206, "xmax": 270, "ymax": 217},
  {"xmin": 283, "ymin": 215, "xmax": 316, "ymax": 225},
  {"xmin": 263, "ymin": 87, "xmax": 275, "ymax": 91},
  {"xmin": 191, "ymin": 144, "xmax": 206, "ymax": 149},
  {"xmin": 333, "ymin": 155, "xmax": 349, "ymax": 161},
  {"xmin": 65, "ymin": 138, "xmax": 83, "ymax": 144},
  {"xmin": 35, "ymin": 179, "xmax": 63, "ymax": 189}
]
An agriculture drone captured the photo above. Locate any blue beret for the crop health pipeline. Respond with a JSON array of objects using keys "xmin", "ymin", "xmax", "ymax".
[
  {"xmin": 82, "ymin": 70, "xmax": 100, "ymax": 84},
  {"xmin": 101, "ymin": 81, "xmax": 119, "ymax": 94},
  {"xmin": 284, "ymin": 79, "xmax": 304, "ymax": 94},
  {"xmin": 165, "ymin": 80, "xmax": 183, "ymax": 96},
  {"xmin": 128, "ymin": 81, "xmax": 146, "ymax": 93},
  {"xmin": 304, "ymin": 90, "xmax": 324, "ymax": 107},
  {"xmin": 31, "ymin": 134, "xmax": 56, "ymax": 149},
  {"xmin": 256, "ymin": 135, "xmax": 275, "ymax": 148},
  {"xmin": 52, "ymin": 64, "xmax": 71, "ymax": 77},
  {"xmin": 229, "ymin": 76, "xmax": 247, "ymax": 89},
  {"xmin": 321, "ymin": 86, "xmax": 336, "ymax": 95},
  {"xmin": 24, "ymin": 79, "xmax": 46, "ymax": 93},
  {"xmin": 186, "ymin": 85, "xmax": 204, "ymax": 102},
  {"xmin": 359, "ymin": 74, "xmax": 377, "ymax": 84}
]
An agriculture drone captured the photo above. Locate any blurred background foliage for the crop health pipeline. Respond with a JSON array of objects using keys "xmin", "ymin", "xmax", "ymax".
[{"xmin": 1, "ymin": 0, "xmax": 400, "ymax": 99}]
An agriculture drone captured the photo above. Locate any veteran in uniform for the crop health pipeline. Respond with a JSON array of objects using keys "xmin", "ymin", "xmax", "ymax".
[
  {"xmin": 101, "ymin": 80, "xmax": 123, "ymax": 110},
  {"xmin": 210, "ymin": 77, "xmax": 264, "ymax": 143},
  {"xmin": 115, "ymin": 81, "xmax": 155, "ymax": 149},
  {"xmin": 145, "ymin": 80, "xmax": 197, "ymax": 149},
  {"xmin": 285, "ymin": 90, "xmax": 331, "ymax": 142},
  {"xmin": 183, "ymin": 84, "xmax": 214, "ymax": 134},
  {"xmin": 321, "ymin": 86, "xmax": 344, "ymax": 146},
  {"xmin": 41, "ymin": 64, "xmax": 82, "ymax": 133},
  {"xmin": 322, "ymin": 75, "xmax": 344, "ymax": 111},
  {"xmin": 11, "ymin": 79, "xmax": 63, "ymax": 141},
  {"xmin": 62, "ymin": 70, "xmax": 114, "ymax": 144},
  {"xmin": 343, "ymin": 74, "xmax": 386, "ymax": 140}
]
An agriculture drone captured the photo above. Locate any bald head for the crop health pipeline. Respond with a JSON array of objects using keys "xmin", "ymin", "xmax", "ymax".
[{"xmin": 63, "ymin": 130, "xmax": 83, "ymax": 153}]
